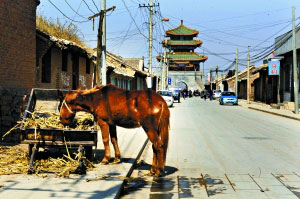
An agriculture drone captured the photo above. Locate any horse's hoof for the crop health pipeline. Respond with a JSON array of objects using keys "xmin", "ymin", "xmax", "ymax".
[
  {"xmin": 150, "ymin": 167, "xmax": 156, "ymax": 175},
  {"xmin": 111, "ymin": 158, "xmax": 120, "ymax": 164},
  {"xmin": 101, "ymin": 159, "xmax": 109, "ymax": 165}
]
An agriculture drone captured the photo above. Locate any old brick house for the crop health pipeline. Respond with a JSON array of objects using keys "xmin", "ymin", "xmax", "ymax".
[
  {"xmin": 0, "ymin": 0, "xmax": 40, "ymax": 137},
  {"xmin": 36, "ymin": 29, "xmax": 94, "ymax": 90}
]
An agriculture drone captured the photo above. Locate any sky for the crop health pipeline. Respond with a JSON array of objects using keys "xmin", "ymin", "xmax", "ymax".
[{"xmin": 37, "ymin": 0, "xmax": 300, "ymax": 78}]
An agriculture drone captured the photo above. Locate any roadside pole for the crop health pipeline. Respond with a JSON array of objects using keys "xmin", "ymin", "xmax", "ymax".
[
  {"xmin": 101, "ymin": 0, "xmax": 106, "ymax": 85},
  {"xmin": 235, "ymin": 48, "xmax": 238, "ymax": 97},
  {"xmin": 216, "ymin": 66, "xmax": 218, "ymax": 90},
  {"xmin": 292, "ymin": 6, "xmax": 299, "ymax": 114},
  {"xmin": 163, "ymin": 45, "xmax": 167, "ymax": 90},
  {"xmin": 210, "ymin": 67, "xmax": 212, "ymax": 90},
  {"xmin": 247, "ymin": 46, "xmax": 250, "ymax": 104},
  {"xmin": 88, "ymin": 4, "xmax": 115, "ymax": 85}
]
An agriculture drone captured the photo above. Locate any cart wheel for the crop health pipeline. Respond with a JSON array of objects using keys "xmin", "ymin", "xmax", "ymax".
[{"xmin": 85, "ymin": 146, "xmax": 93, "ymax": 160}]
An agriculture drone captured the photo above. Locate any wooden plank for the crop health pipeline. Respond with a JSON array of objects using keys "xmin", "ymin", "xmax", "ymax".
[{"xmin": 21, "ymin": 140, "xmax": 96, "ymax": 146}]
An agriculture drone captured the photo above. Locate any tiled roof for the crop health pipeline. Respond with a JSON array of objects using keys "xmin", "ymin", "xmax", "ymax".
[
  {"xmin": 163, "ymin": 40, "xmax": 202, "ymax": 46},
  {"xmin": 167, "ymin": 52, "xmax": 207, "ymax": 61},
  {"xmin": 166, "ymin": 21, "xmax": 198, "ymax": 36}
]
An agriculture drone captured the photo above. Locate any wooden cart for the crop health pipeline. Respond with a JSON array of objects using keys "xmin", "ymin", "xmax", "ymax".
[{"xmin": 20, "ymin": 88, "xmax": 97, "ymax": 174}]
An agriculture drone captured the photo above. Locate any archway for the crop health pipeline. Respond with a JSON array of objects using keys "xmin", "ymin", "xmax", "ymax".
[{"xmin": 176, "ymin": 81, "xmax": 188, "ymax": 90}]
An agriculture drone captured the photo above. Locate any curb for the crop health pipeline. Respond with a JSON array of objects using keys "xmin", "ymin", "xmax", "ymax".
[
  {"xmin": 114, "ymin": 138, "xmax": 149, "ymax": 199},
  {"xmin": 247, "ymin": 107, "xmax": 300, "ymax": 121}
]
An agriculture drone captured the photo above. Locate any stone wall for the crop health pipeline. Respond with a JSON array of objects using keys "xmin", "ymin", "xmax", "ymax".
[
  {"xmin": 0, "ymin": 87, "xmax": 28, "ymax": 142},
  {"xmin": 168, "ymin": 71, "xmax": 204, "ymax": 90}
]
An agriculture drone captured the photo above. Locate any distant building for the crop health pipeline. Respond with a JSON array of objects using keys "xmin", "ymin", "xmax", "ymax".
[
  {"xmin": 274, "ymin": 29, "xmax": 300, "ymax": 104},
  {"xmin": 157, "ymin": 20, "xmax": 207, "ymax": 90}
]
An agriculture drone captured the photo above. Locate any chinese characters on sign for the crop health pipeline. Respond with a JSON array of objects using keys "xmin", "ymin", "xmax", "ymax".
[{"xmin": 268, "ymin": 61, "xmax": 280, "ymax": 75}]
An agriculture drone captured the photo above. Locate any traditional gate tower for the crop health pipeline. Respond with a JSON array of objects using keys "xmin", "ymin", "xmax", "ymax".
[{"xmin": 157, "ymin": 20, "xmax": 207, "ymax": 90}]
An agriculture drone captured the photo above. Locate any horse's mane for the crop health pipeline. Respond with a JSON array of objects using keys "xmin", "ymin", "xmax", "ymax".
[{"xmin": 79, "ymin": 84, "xmax": 117, "ymax": 96}]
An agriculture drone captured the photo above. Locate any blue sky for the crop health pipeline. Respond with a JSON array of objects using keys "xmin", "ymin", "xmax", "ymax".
[{"xmin": 38, "ymin": 0, "xmax": 300, "ymax": 77}]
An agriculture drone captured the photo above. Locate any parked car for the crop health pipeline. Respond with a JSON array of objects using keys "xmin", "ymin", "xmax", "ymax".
[
  {"xmin": 193, "ymin": 90, "xmax": 200, "ymax": 97},
  {"xmin": 157, "ymin": 90, "xmax": 174, "ymax": 107},
  {"xmin": 213, "ymin": 90, "xmax": 222, "ymax": 99},
  {"xmin": 219, "ymin": 91, "xmax": 238, "ymax": 105}
]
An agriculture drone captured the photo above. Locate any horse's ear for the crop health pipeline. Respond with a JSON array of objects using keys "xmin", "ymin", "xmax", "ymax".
[{"xmin": 57, "ymin": 90, "xmax": 64, "ymax": 102}]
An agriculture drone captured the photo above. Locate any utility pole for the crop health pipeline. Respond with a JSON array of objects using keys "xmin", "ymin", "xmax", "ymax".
[
  {"xmin": 101, "ymin": 0, "xmax": 106, "ymax": 85},
  {"xmin": 235, "ymin": 48, "xmax": 238, "ymax": 97},
  {"xmin": 216, "ymin": 66, "xmax": 218, "ymax": 90},
  {"xmin": 292, "ymin": 6, "xmax": 299, "ymax": 114},
  {"xmin": 162, "ymin": 45, "xmax": 167, "ymax": 90},
  {"xmin": 139, "ymin": 1, "xmax": 159, "ymax": 88},
  {"xmin": 247, "ymin": 46, "xmax": 251, "ymax": 104},
  {"xmin": 210, "ymin": 67, "xmax": 212, "ymax": 90},
  {"xmin": 89, "ymin": 4, "xmax": 115, "ymax": 85}
]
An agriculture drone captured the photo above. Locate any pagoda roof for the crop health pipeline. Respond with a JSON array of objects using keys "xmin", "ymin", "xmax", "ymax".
[
  {"xmin": 166, "ymin": 20, "xmax": 198, "ymax": 36},
  {"xmin": 163, "ymin": 40, "xmax": 202, "ymax": 47},
  {"xmin": 157, "ymin": 52, "xmax": 207, "ymax": 62},
  {"xmin": 168, "ymin": 52, "xmax": 207, "ymax": 61}
]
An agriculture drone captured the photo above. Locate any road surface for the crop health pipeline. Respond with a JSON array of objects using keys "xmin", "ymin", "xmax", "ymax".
[{"xmin": 122, "ymin": 97, "xmax": 300, "ymax": 199}]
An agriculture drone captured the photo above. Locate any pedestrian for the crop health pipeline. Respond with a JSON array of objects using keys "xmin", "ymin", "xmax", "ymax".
[{"xmin": 208, "ymin": 89, "xmax": 213, "ymax": 101}]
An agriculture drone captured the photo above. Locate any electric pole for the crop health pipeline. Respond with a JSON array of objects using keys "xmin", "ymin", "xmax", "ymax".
[
  {"xmin": 162, "ymin": 45, "xmax": 167, "ymax": 90},
  {"xmin": 89, "ymin": 4, "xmax": 115, "ymax": 85},
  {"xmin": 139, "ymin": 1, "xmax": 159, "ymax": 88},
  {"xmin": 101, "ymin": 0, "xmax": 106, "ymax": 85},
  {"xmin": 247, "ymin": 46, "xmax": 251, "ymax": 104},
  {"xmin": 210, "ymin": 67, "xmax": 212, "ymax": 90},
  {"xmin": 216, "ymin": 66, "xmax": 218, "ymax": 90},
  {"xmin": 292, "ymin": 6, "xmax": 299, "ymax": 114},
  {"xmin": 235, "ymin": 48, "xmax": 238, "ymax": 97}
]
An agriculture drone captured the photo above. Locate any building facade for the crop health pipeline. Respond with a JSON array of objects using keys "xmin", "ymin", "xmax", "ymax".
[{"xmin": 157, "ymin": 20, "xmax": 207, "ymax": 90}]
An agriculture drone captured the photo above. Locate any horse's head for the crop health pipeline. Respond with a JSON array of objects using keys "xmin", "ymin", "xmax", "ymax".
[{"xmin": 57, "ymin": 90, "xmax": 82, "ymax": 126}]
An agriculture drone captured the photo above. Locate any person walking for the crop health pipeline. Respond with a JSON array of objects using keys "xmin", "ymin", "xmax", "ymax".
[{"xmin": 208, "ymin": 89, "xmax": 213, "ymax": 101}]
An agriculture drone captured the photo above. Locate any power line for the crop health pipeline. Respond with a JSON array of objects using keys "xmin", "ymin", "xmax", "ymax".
[
  {"xmin": 48, "ymin": 0, "xmax": 90, "ymax": 23},
  {"xmin": 64, "ymin": 0, "xmax": 88, "ymax": 20},
  {"xmin": 82, "ymin": 0, "xmax": 96, "ymax": 14},
  {"xmin": 91, "ymin": 0, "xmax": 99, "ymax": 12}
]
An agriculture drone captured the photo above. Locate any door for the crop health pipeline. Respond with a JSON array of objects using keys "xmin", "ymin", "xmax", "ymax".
[{"xmin": 72, "ymin": 53, "xmax": 79, "ymax": 90}]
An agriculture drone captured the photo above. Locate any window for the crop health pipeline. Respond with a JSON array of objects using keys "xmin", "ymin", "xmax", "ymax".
[
  {"xmin": 62, "ymin": 50, "xmax": 68, "ymax": 71},
  {"xmin": 42, "ymin": 49, "xmax": 51, "ymax": 83},
  {"xmin": 86, "ymin": 58, "xmax": 90, "ymax": 74}
]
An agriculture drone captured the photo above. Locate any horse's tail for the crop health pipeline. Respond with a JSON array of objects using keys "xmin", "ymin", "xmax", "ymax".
[{"xmin": 158, "ymin": 103, "xmax": 170, "ymax": 162}]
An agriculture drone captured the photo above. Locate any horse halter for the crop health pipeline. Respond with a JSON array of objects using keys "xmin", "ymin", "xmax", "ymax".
[{"xmin": 60, "ymin": 100, "xmax": 74, "ymax": 114}]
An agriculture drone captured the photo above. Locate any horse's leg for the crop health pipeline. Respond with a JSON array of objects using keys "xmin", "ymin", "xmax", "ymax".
[
  {"xmin": 98, "ymin": 120, "xmax": 111, "ymax": 164},
  {"xmin": 109, "ymin": 125, "xmax": 121, "ymax": 163},
  {"xmin": 145, "ymin": 130, "xmax": 164, "ymax": 176},
  {"xmin": 150, "ymin": 144, "xmax": 158, "ymax": 175}
]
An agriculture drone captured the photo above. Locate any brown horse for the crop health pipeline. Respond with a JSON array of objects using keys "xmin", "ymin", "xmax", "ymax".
[{"xmin": 58, "ymin": 84, "xmax": 170, "ymax": 176}]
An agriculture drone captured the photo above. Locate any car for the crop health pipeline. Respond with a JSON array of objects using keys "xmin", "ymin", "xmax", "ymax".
[
  {"xmin": 193, "ymin": 90, "xmax": 200, "ymax": 97},
  {"xmin": 213, "ymin": 90, "xmax": 222, "ymax": 99},
  {"xmin": 219, "ymin": 91, "xmax": 238, "ymax": 105},
  {"xmin": 157, "ymin": 90, "xmax": 174, "ymax": 107}
]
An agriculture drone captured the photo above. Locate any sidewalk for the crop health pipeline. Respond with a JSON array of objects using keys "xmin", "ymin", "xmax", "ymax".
[
  {"xmin": 0, "ymin": 127, "xmax": 148, "ymax": 199},
  {"xmin": 238, "ymin": 99, "xmax": 300, "ymax": 121}
]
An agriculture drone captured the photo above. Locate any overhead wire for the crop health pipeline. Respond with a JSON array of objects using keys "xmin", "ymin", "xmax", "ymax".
[{"xmin": 48, "ymin": 0, "xmax": 90, "ymax": 23}]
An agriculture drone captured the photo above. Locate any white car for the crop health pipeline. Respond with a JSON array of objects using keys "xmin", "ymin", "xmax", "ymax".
[
  {"xmin": 213, "ymin": 90, "xmax": 222, "ymax": 99},
  {"xmin": 157, "ymin": 90, "xmax": 174, "ymax": 107}
]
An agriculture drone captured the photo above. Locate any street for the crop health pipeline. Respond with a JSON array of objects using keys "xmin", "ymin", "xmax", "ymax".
[{"xmin": 122, "ymin": 97, "xmax": 300, "ymax": 199}]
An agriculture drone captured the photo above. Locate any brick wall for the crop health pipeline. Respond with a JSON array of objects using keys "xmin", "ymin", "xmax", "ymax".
[
  {"xmin": 0, "ymin": 0, "xmax": 39, "ymax": 141},
  {"xmin": 0, "ymin": 0, "xmax": 39, "ymax": 91}
]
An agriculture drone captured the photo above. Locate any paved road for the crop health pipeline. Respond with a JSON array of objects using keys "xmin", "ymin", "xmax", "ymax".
[{"xmin": 122, "ymin": 97, "xmax": 300, "ymax": 199}]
